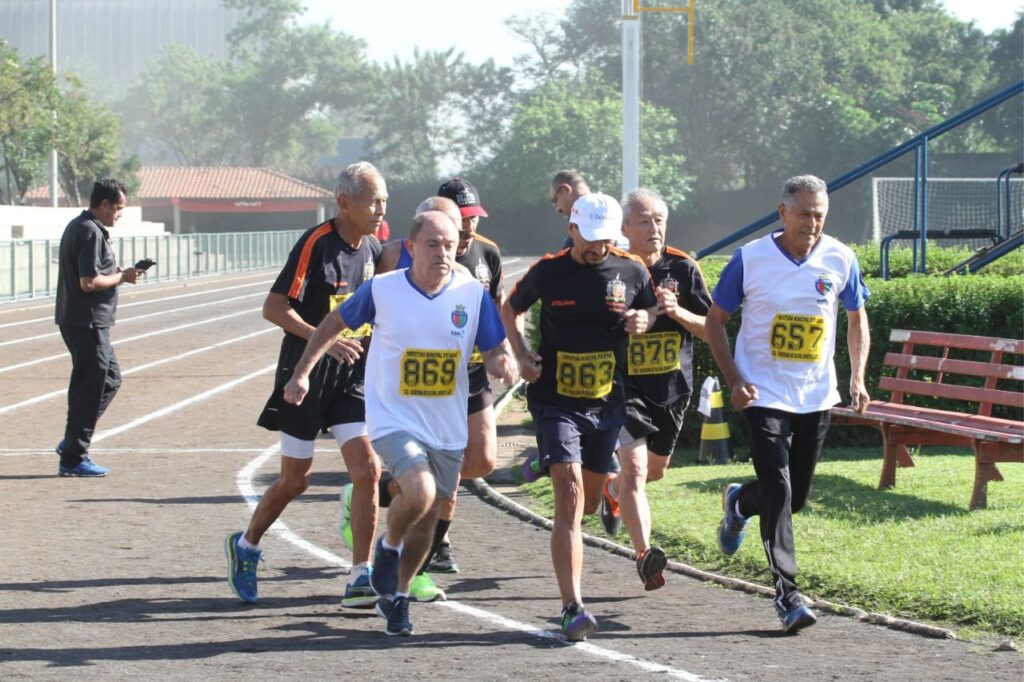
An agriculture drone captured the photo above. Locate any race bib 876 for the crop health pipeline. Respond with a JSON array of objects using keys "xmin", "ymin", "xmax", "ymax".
[
  {"xmin": 400, "ymin": 348, "xmax": 461, "ymax": 397},
  {"xmin": 627, "ymin": 331, "xmax": 681, "ymax": 376},
  {"xmin": 769, "ymin": 313, "xmax": 826, "ymax": 362},
  {"xmin": 329, "ymin": 293, "xmax": 372, "ymax": 339},
  {"xmin": 556, "ymin": 350, "xmax": 615, "ymax": 399}
]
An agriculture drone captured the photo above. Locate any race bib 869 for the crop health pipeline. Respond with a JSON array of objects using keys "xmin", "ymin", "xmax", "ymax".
[{"xmin": 400, "ymin": 348, "xmax": 461, "ymax": 397}]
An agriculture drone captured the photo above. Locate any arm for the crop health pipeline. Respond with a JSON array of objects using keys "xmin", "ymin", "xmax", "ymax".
[
  {"xmin": 482, "ymin": 339, "xmax": 519, "ymax": 385},
  {"xmin": 500, "ymin": 299, "xmax": 541, "ymax": 383},
  {"xmin": 263, "ymin": 292, "xmax": 362, "ymax": 364},
  {"xmin": 656, "ymin": 287, "xmax": 707, "ymax": 341},
  {"xmin": 623, "ymin": 305, "xmax": 659, "ymax": 334},
  {"xmin": 705, "ymin": 304, "xmax": 758, "ymax": 411},
  {"xmin": 80, "ymin": 268, "xmax": 139, "ymax": 292},
  {"xmin": 846, "ymin": 306, "xmax": 871, "ymax": 413},
  {"xmin": 282, "ymin": 312, "xmax": 349, "ymax": 405}
]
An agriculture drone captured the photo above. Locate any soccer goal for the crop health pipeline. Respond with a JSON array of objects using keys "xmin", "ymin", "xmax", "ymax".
[{"xmin": 871, "ymin": 177, "xmax": 1024, "ymax": 245}]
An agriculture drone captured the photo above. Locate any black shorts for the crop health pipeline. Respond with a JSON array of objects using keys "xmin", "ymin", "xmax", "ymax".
[
  {"xmin": 620, "ymin": 392, "xmax": 688, "ymax": 457},
  {"xmin": 528, "ymin": 403, "xmax": 624, "ymax": 474},
  {"xmin": 257, "ymin": 335, "xmax": 365, "ymax": 441},
  {"xmin": 467, "ymin": 362, "xmax": 493, "ymax": 415}
]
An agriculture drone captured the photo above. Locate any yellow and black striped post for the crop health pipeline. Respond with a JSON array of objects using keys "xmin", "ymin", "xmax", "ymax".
[{"xmin": 698, "ymin": 378, "xmax": 733, "ymax": 465}]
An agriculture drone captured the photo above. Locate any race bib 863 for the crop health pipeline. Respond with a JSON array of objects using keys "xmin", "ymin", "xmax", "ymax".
[{"xmin": 556, "ymin": 350, "xmax": 615, "ymax": 399}]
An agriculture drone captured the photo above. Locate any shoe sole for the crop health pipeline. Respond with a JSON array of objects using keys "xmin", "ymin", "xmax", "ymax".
[
  {"xmin": 58, "ymin": 471, "xmax": 108, "ymax": 477},
  {"xmin": 224, "ymin": 534, "xmax": 258, "ymax": 604},
  {"xmin": 409, "ymin": 589, "xmax": 446, "ymax": 603},
  {"xmin": 426, "ymin": 563, "xmax": 460, "ymax": 574},
  {"xmin": 564, "ymin": 617, "xmax": 598, "ymax": 642},
  {"xmin": 783, "ymin": 610, "xmax": 818, "ymax": 633},
  {"xmin": 342, "ymin": 594, "xmax": 378, "ymax": 608},
  {"xmin": 638, "ymin": 547, "xmax": 668, "ymax": 591}
]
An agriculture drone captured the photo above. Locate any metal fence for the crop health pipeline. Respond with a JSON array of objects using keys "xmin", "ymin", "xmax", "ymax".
[{"xmin": 0, "ymin": 230, "xmax": 303, "ymax": 302}]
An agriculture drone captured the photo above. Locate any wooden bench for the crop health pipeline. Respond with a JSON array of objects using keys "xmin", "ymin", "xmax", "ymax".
[{"xmin": 832, "ymin": 329, "xmax": 1024, "ymax": 510}]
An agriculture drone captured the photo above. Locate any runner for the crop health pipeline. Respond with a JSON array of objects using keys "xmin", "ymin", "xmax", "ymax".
[
  {"xmin": 600, "ymin": 188, "xmax": 711, "ymax": 591},
  {"xmin": 705, "ymin": 174, "xmax": 871, "ymax": 632},
  {"xmin": 225, "ymin": 162, "xmax": 385, "ymax": 608},
  {"xmin": 501, "ymin": 192, "xmax": 658, "ymax": 641},
  {"xmin": 283, "ymin": 210, "xmax": 518, "ymax": 636}
]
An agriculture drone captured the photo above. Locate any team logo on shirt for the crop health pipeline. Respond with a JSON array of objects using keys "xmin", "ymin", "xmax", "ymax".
[
  {"xmin": 451, "ymin": 304, "xmax": 469, "ymax": 329},
  {"xmin": 658, "ymin": 274, "xmax": 679, "ymax": 295},
  {"xmin": 606, "ymin": 273, "xmax": 626, "ymax": 304},
  {"xmin": 814, "ymin": 273, "xmax": 833, "ymax": 296},
  {"xmin": 363, "ymin": 258, "xmax": 375, "ymax": 281},
  {"xmin": 474, "ymin": 259, "xmax": 490, "ymax": 287}
]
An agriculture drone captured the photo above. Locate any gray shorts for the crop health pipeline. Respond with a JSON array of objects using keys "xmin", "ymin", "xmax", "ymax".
[{"xmin": 373, "ymin": 430, "xmax": 464, "ymax": 499}]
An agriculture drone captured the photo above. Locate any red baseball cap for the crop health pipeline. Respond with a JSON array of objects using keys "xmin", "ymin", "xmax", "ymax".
[{"xmin": 438, "ymin": 177, "xmax": 488, "ymax": 218}]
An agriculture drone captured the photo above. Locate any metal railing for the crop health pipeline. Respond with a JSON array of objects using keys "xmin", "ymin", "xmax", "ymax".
[
  {"xmin": 695, "ymin": 80, "xmax": 1024, "ymax": 279},
  {"xmin": 0, "ymin": 230, "xmax": 303, "ymax": 302}
]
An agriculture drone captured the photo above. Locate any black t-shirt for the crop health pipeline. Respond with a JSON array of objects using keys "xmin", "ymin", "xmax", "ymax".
[
  {"xmin": 271, "ymin": 220, "xmax": 382, "ymax": 337},
  {"xmin": 626, "ymin": 247, "xmax": 712, "ymax": 406},
  {"xmin": 508, "ymin": 247, "xmax": 657, "ymax": 410},
  {"xmin": 457, "ymin": 234, "xmax": 504, "ymax": 372},
  {"xmin": 55, "ymin": 210, "xmax": 119, "ymax": 328}
]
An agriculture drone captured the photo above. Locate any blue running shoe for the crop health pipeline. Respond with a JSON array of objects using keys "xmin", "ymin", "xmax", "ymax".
[
  {"xmin": 342, "ymin": 571, "xmax": 377, "ymax": 608},
  {"xmin": 375, "ymin": 595, "xmax": 413, "ymax": 636},
  {"xmin": 55, "ymin": 439, "xmax": 65, "ymax": 456},
  {"xmin": 58, "ymin": 456, "xmax": 109, "ymax": 477},
  {"xmin": 561, "ymin": 602, "xmax": 598, "ymax": 642},
  {"xmin": 370, "ymin": 537, "xmax": 401, "ymax": 598},
  {"xmin": 521, "ymin": 451, "xmax": 548, "ymax": 483},
  {"xmin": 339, "ymin": 483, "xmax": 354, "ymax": 550},
  {"xmin": 717, "ymin": 483, "xmax": 749, "ymax": 555},
  {"xmin": 777, "ymin": 600, "xmax": 818, "ymax": 633},
  {"xmin": 225, "ymin": 532, "xmax": 261, "ymax": 604}
]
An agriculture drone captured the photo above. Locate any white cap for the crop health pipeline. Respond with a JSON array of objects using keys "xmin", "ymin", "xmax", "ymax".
[{"xmin": 570, "ymin": 193, "xmax": 623, "ymax": 242}]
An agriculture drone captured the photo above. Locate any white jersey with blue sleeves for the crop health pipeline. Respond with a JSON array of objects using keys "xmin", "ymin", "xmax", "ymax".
[
  {"xmin": 712, "ymin": 230, "xmax": 869, "ymax": 413},
  {"xmin": 340, "ymin": 269, "xmax": 505, "ymax": 449}
]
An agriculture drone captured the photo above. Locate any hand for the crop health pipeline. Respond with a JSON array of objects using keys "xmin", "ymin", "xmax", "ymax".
[
  {"xmin": 517, "ymin": 350, "xmax": 542, "ymax": 383},
  {"xmin": 283, "ymin": 374, "xmax": 310, "ymax": 405},
  {"xmin": 624, "ymin": 308, "xmax": 649, "ymax": 334},
  {"xmin": 120, "ymin": 267, "xmax": 140, "ymax": 285},
  {"xmin": 655, "ymin": 287, "xmax": 678, "ymax": 317},
  {"xmin": 849, "ymin": 378, "xmax": 870, "ymax": 414},
  {"xmin": 327, "ymin": 337, "xmax": 363, "ymax": 364},
  {"xmin": 491, "ymin": 352, "xmax": 520, "ymax": 386},
  {"xmin": 729, "ymin": 382, "xmax": 759, "ymax": 411}
]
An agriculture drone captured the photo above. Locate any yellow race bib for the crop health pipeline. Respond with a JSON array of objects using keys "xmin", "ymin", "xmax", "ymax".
[
  {"xmin": 556, "ymin": 350, "xmax": 615, "ymax": 399},
  {"xmin": 329, "ymin": 293, "xmax": 372, "ymax": 339},
  {"xmin": 400, "ymin": 348, "xmax": 461, "ymax": 397},
  {"xmin": 769, "ymin": 313, "xmax": 826, "ymax": 362},
  {"xmin": 627, "ymin": 331, "xmax": 681, "ymax": 376},
  {"xmin": 469, "ymin": 346, "xmax": 483, "ymax": 365}
]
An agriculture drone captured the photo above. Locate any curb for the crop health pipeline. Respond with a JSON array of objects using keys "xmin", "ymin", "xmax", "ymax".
[{"xmin": 472, "ymin": 380, "xmax": 957, "ymax": 641}]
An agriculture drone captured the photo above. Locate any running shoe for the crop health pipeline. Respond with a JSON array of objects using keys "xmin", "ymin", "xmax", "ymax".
[
  {"xmin": 560, "ymin": 602, "xmax": 598, "ymax": 642},
  {"xmin": 375, "ymin": 595, "xmax": 413, "ymax": 636},
  {"xmin": 342, "ymin": 571, "xmax": 377, "ymax": 608},
  {"xmin": 426, "ymin": 543, "xmax": 460, "ymax": 574},
  {"xmin": 717, "ymin": 483, "xmax": 750, "ymax": 555},
  {"xmin": 370, "ymin": 537, "xmax": 401, "ymax": 598},
  {"xmin": 636, "ymin": 546, "xmax": 668, "ymax": 592},
  {"xmin": 409, "ymin": 572, "xmax": 446, "ymax": 602},
  {"xmin": 58, "ymin": 456, "xmax": 109, "ymax": 477},
  {"xmin": 339, "ymin": 483, "xmax": 354, "ymax": 550},
  {"xmin": 777, "ymin": 599, "xmax": 818, "ymax": 633},
  {"xmin": 521, "ymin": 451, "xmax": 548, "ymax": 483},
  {"xmin": 599, "ymin": 474, "xmax": 621, "ymax": 535},
  {"xmin": 55, "ymin": 439, "xmax": 65, "ymax": 456},
  {"xmin": 225, "ymin": 531, "xmax": 261, "ymax": 604}
]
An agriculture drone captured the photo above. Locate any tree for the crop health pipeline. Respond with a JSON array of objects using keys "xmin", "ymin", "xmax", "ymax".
[{"xmin": 0, "ymin": 42, "xmax": 57, "ymax": 203}]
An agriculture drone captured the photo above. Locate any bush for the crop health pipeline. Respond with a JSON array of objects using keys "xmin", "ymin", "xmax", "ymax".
[{"xmin": 850, "ymin": 242, "xmax": 1024, "ymax": 279}]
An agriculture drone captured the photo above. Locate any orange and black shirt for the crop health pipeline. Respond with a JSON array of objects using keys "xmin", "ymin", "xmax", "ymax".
[{"xmin": 508, "ymin": 247, "xmax": 656, "ymax": 410}]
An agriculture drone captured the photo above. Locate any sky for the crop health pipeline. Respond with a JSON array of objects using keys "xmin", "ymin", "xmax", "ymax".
[{"xmin": 298, "ymin": 1, "xmax": 1021, "ymax": 67}]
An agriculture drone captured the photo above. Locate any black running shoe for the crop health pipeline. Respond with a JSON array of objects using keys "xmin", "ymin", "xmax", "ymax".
[
  {"xmin": 426, "ymin": 543, "xmax": 460, "ymax": 573},
  {"xmin": 375, "ymin": 595, "xmax": 413, "ymax": 636},
  {"xmin": 636, "ymin": 546, "xmax": 667, "ymax": 591}
]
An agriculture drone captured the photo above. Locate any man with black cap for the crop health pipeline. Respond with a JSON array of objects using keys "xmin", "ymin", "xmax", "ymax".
[
  {"xmin": 421, "ymin": 177, "xmax": 505, "ymax": 574},
  {"xmin": 501, "ymin": 192, "xmax": 657, "ymax": 642}
]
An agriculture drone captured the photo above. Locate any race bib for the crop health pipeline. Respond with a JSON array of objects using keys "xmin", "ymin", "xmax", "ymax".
[
  {"xmin": 469, "ymin": 346, "xmax": 483, "ymax": 365},
  {"xmin": 769, "ymin": 313, "xmax": 826, "ymax": 362},
  {"xmin": 400, "ymin": 348, "xmax": 461, "ymax": 397},
  {"xmin": 329, "ymin": 293, "xmax": 372, "ymax": 339},
  {"xmin": 556, "ymin": 350, "xmax": 615, "ymax": 399},
  {"xmin": 627, "ymin": 331, "xmax": 681, "ymax": 376}
]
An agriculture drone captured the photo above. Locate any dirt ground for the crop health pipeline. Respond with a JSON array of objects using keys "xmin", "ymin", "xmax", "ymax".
[{"xmin": 0, "ymin": 269, "xmax": 1020, "ymax": 681}]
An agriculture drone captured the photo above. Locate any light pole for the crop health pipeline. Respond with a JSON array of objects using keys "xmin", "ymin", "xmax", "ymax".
[
  {"xmin": 621, "ymin": 0, "xmax": 640, "ymax": 200},
  {"xmin": 49, "ymin": 0, "xmax": 58, "ymax": 207}
]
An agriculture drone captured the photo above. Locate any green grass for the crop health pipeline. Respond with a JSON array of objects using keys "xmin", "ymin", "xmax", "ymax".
[{"xmin": 519, "ymin": 447, "xmax": 1024, "ymax": 639}]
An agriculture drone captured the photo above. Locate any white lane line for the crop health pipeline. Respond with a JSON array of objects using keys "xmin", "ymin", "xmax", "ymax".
[
  {"xmin": 0, "ymin": 446, "xmax": 343, "ymax": 457},
  {"xmin": 0, "ymin": 279, "xmax": 273, "ymax": 330},
  {"xmin": 90, "ymin": 362, "xmax": 275, "ymax": 444},
  {"xmin": 0, "ymin": 292, "xmax": 265, "ymax": 348},
  {"xmin": 0, "ymin": 327, "xmax": 276, "ymax": 415},
  {"xmin": 236, "ymin": 445, "xmax": 350, "ymax": 568},
  {"xmin": 0, "ymin": 307, "xmax": 263, "ymax": 375}
]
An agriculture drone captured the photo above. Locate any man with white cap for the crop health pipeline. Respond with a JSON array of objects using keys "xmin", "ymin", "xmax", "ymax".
[{"xmin": 501, "ymin": 192, "xmax": 658, "ymax": 641}]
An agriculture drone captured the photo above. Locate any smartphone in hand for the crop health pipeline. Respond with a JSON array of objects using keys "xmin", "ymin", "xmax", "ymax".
[{"xmin": 134, "ymin": 258, "xmax": 157, "ymax": 271}]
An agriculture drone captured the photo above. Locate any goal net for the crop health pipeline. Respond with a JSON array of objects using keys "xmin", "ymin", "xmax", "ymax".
[{"xmin": 871, "ymin": 177, "xmax": 1024, "ymax": 246}]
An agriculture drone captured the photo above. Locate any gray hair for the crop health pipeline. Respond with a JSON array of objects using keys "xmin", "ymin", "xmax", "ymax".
[
  {"xmin": 409, "ymin": 210, "xmax": 456, "ymax": 242},
  {"xmin": 780, "ymin": 175, "xmax": 828, "ymax": 207},
  {"xmin": 334, "ymin": 161, "xmax": 383, "ymax": 199},
  {"xmin": 415, "ymin": 196, "xmax": 461, "ymax": 229},
  {"xmin": 621, "ymin": 188, "xmax": 668, "ymax": 222}
]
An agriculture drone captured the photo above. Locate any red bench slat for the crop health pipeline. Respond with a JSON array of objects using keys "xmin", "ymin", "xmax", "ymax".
[
  {"xmin": 884, "ymin": 352, "xmax": 1024, "ymax": 381},
  {"xmin": 890, "ymin": 329, "xmax": 1024, "ymax": 354},
  {"xmin": 879, "ymin": 376, "xmax": 1024, "ymax": 408}
]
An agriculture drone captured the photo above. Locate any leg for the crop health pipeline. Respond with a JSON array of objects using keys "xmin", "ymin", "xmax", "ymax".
[
  {"xmin": 615, "ymin": 437, "xmax": 652, "ymax": 555},
  {"xmin": 788, "ymin": 411, "xmax": 829, "ymax": 514},
  {"xmin": 60, "ymin": 326, "xmax": 118, "ymax": 466},
  {"xmin": 646, "ymin": 452, "xmax": 671, "ymax": 482},
  {"xmin": 580, "ymin": 467, "xmax": 608, "ymax": 516},
  {"xmin": 339, "ymin": 434, "xmax": 380, "ymax": 565},
  {"xmin": 549, "ymin": 462, "xmax": 586, "ymax": 607},
  {"xmin": 244, "ymin": 452, "xmax": 314, "ymax": 546}
]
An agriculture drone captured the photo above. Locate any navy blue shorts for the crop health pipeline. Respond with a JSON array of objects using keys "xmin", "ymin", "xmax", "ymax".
[{"xmin": 528, "ymin": 403, "xmax": 624, "ymax": 474}]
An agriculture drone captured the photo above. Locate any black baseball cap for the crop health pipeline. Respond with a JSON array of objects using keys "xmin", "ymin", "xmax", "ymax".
[{"xmin": 438, "ymin": 177, "xmax": 488, "ymax": 218}]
